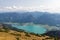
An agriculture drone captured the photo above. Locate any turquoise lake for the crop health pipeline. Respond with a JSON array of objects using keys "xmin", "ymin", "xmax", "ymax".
[{"xmin": 12, "ymin": 24, "xmax": 47, "ymax": 34}]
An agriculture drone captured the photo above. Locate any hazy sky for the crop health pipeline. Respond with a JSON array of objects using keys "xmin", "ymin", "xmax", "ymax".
[{"xmin": 0, "ymin": 0, "xmax": 60, "ymax": 13}]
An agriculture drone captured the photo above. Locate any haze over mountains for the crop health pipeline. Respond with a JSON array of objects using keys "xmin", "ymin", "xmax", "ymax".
[
  {"xmin": 0, "ymin": 12, "xmax": 60, "ymax": 38},
  {"xmin": 0, "ymin": 12, "xmax": 60, "ymax": 26}
]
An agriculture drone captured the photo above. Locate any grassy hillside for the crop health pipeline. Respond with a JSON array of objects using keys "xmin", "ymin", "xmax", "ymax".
[{"xmin": 0, "ymin": 24, "xmax": 59, "ymax": 40}]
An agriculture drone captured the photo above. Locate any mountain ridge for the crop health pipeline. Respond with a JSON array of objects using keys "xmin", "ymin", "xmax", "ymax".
[{"xmin": 0, "ymin": 12, "xmax": 60, "ymax": 26}]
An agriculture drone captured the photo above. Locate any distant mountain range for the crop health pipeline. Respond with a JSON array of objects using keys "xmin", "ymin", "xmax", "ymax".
[{"xmin": 0, "ymin": 12, "xmax": 60, "ymax": 26}]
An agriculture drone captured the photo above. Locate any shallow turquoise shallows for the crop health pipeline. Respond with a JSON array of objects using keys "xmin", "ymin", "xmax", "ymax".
[{"xmin": 12, "ymin": 24, "xmax": 47, "ymax": 34}]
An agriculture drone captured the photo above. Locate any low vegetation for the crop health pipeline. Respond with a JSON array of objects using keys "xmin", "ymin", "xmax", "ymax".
[{"xmin": 0, "ymin": 24, "xmax": 60, "ymax": 40}]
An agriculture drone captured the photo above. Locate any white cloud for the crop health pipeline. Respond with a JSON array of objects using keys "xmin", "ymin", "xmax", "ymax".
[{"xmin": 0, "ymin": 5, "xmax": 60, "ymax": 13}]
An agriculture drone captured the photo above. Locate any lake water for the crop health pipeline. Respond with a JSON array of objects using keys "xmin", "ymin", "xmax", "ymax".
[{"xmin": 12, "ymin": 24, "xmax": 47, "ymax": 34}]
